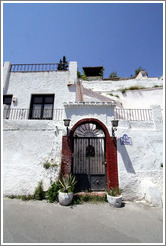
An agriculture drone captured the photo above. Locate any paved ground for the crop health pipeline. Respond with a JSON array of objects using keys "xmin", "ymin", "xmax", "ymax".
[{"xmin": 3, "ymin": 197, "xmax": 163, "ymax": 244}]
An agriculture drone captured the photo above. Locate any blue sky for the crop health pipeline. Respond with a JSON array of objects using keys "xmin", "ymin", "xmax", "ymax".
[{"xmin": 3, "ymin": 2, "xmax": 163, "ymax": 78}]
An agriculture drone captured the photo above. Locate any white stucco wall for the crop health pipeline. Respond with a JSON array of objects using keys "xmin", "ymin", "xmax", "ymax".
[
  {"xmin": 103, "ymin": 88, "xmax": 163, "ymax": 109},
  {"xmin": 81, "ymin": 77, "xmax": 163, "ymax": 91},
  {"xmin": 116, "ymin": 123, "xmax": 163, "ymax": 207},
  {"xmin": 3, "ymin": 120, "xmax": 66, "ymax": 195},
  {"xmin": 81, "ymin": 76, "xmax": 163, "ymax": 110},
  {"xmin": 63, "ymin": 102, "xmax": 116, "ymax": 127},
  {"xmin": 3, "ymin": 105, "xmax": 163, "ymax": 207},
  {"xmin": 3, "ymin": 61, "xmax": 78, "ymax": 195},
  {"xmin": 3, "ymin": 62, "xmax": 164, "ymax": 207},
  {"xmin": 3, "ymin": 62, "xmax": 77, "ymax": 109}
]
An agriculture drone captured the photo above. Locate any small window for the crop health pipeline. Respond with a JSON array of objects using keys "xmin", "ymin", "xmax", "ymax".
[
  {"xmin": 3, "ymin": 95, "xmax": 12, "ymax": 105},
  {"xmin": 29, "ymin": 95, "xmax": 54, "ymax": 120},
  {"xmin": 3, "ymin": 95, "xmax": 12, "ymax": 119}
]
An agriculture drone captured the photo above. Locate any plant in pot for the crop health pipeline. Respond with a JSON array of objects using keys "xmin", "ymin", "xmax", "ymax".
[
  {"xmin": 106, "ymin": 186, "xmax": 122, "ymax": 208},
  {"xmin": 58, "ymin": 174, "xmax": 77, "ymax": 206}
]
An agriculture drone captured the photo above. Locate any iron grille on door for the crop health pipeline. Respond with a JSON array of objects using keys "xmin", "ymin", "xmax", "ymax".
[{"xmin": 73, "ymin": 137, "xmax": 106, "ymax": 191}]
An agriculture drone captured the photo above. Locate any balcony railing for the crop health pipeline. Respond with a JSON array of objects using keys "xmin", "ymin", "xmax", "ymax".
[
  {"xmin": 114, "ymin": 108, "xmax": 153, "ymax": 121},
  {"xmin": 3, "ymin": 108, "xmax": 64, "ymax": 121},
  {"xmin": 3, "ymin": 107, "xmax": 153, "ymax": 122},
  {"xmin": 10, "ymin": 63, "xmax": 68, "ymax": 72}
]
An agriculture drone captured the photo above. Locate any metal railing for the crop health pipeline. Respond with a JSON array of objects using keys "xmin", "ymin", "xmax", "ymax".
[
  {"xmin": 3, "ymin": 107, "xmax": 153, "ymax": 122},
  {"xmin": 114, "ymin": 108, "xmax": 153, "ymax": 121},
  {"xmin": 10, "ymin": 63, "xmax": 68, "ymax": 72},
  {"xmin": 3, "ymin": 108, "xmax": 64, "ymax": 121}
]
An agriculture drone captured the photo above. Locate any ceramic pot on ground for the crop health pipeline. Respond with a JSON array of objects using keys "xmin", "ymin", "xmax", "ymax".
[
  {"xmin": 58, "ymin": 191, "xmax": 73, "ymax": 206},
  {"xmin": 107, "ymin": 193, "xmax": 122, "ymax": 207}
]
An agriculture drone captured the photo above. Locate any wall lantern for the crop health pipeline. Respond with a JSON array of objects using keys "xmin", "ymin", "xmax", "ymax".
[
  {"xmin": 12, "ymin": 96, "xmax": 17, "ymax": 103},
  {"xmin": 111, "ymin": 119, "xmax": 119, "ymax": 137},
  {"xmin": 63, "ymin": 119, "xmax": 71, "ymax": 136}
]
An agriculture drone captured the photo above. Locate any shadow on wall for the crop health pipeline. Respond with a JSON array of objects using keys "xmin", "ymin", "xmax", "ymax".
[{"xmin": 117, "ymin": 139, "xmax": 136, "ymax": 174}]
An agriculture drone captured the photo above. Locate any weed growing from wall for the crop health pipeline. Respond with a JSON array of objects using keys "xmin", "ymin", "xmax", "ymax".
[
  {"xmin": 43, "ymin": 158, "xmax": 58, "ymax": 169},
  {"xmin": 120, "ymin": 86, "xmax": 146, "ymax": 94}
]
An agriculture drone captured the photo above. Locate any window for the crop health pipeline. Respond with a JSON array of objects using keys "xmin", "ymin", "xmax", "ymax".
[
  {"xmin": 29, "ymin": 95, "xmax": 54, "ymax": 120},
  {"xmin": 3, "ymin": 95, "xmax": 12, "ymax": 119}
]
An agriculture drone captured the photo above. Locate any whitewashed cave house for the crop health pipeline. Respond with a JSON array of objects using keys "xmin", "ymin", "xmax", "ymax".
[{"xmin": 3, "ymin": 60, "xmax": 163, "ymax": 207}]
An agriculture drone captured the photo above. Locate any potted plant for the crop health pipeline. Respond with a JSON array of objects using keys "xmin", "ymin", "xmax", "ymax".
[
  {"xmin": 106, "ymin": 186, "xmax": 122, "ymax": 208},
  {"xmin": 58, "ymin": 174, "xmax": 77, "ymax": 206}
]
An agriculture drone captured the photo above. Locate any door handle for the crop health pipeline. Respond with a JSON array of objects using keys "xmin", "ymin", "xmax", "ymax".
[{"xmin": 102, "ymin": 161, "xmax": 107, "ymax": 165}]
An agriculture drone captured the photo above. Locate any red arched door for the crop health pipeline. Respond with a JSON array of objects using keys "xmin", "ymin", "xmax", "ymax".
[
  {"xmin": 61, "ymin": 118, "xmax": 119, "ymax": 191},
  {"xmin": 72, "ymin": 122, "xmax": 106, "ymax": 191}
]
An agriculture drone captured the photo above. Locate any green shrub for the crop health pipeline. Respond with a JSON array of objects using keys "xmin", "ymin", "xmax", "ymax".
[
  {"xmin": 59, "ymin": 174, "xmax": 77, "ymax": 193},
  {"xmin": 8, "ymin": 182, "xmax": 45, "ymax": 201},
  {"xmin": 21, "ymin": 195, "xmax": 35, "ymax": 201},
  {"xmin": 45, "ymin": 181, "xmax": 61, "ymax": 203},
  {"xmin": 109, "ymin": 93, "xmax": 119, "ymax": 98},
  {"xmin": 114, "ymin": 95, "xmax": 119, "ymax": 98},
  {"xmin": 8, "ymin": 195, "xmax": 17, "ymax": 199},
  {"xmin": 128, "ymin": 86, "xmax": 145, "ymax": 90},
  {"xmin": 153, "ymin": 85, "xmax": 163, "ymax": 88},
  {"xmin": 107, "ymin": 186, "xmax": 122, "ymax": 197},
  {"xmin": 82, "ymin": 193, "xmax": 90, "ymax": 202},
  {"xmin": 109, "ymin": 71, "xmax": 118, "ymax": 78},
  {"xmin": 8, "ymin": 194, "xmax": 34, "ymax": 201},
  {"xmin": 120, "ymin": 86, "xmax": 146, "ymax": 94},
  {"xmin": 80, "ymin": 70, "xmax": 88, "ymax": 80},
  {"xmin": 77, "ymin": 70, "xmax": 81, "ymax": 78},
  {"xmin": 121, "ymin": 88, "xmax": 126, "ymax": 94},
  {"xmin": 72, "ymin": 194, "xmax": 82, "ymax": 204},
  {"xmin": 72, "ymin": 193, "xmax": 107, "ymax": 204},
  {"xmin": 33, "ymin": 181, "xmax": 45, "ymax": 200},
  {"xmin": 135, "ymin": 66, "xmax": 145, "ymax": 76}
]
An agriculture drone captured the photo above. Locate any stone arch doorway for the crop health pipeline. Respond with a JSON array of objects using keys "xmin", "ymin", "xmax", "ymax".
[{"xmin": 61, "ymin": 118, "xmax": 119, "ymax": 191}]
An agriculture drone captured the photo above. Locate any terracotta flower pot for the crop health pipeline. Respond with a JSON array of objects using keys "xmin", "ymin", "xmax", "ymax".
[{"xmin": 58, "ymin": 191, "xmax": 73, "ymax": 206}]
